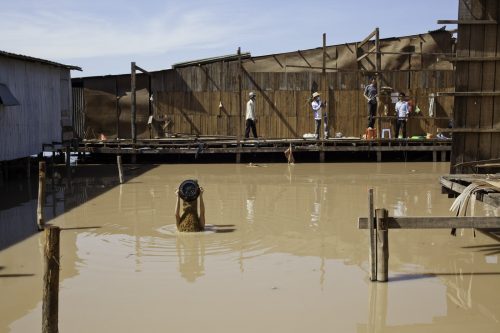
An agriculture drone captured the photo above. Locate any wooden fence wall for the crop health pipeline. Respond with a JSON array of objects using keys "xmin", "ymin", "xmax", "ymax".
[
  {"xmin": 75, "ymin": 66, "xmax": 454, "ymax": 140},
  {"xmin": 451, "ymin": 0, "xmax": 500, "ymax": 172},
  {"xmin": 150, "ymin": 64, "xmax": 454, "ymax": 139}
]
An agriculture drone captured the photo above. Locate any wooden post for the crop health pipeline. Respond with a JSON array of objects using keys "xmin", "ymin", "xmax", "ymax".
[
  {"xmin": 432, "ymin": 150, "xmax": 437, "ymax": 162},
  {"xmin": 37, "ymin": 161, "xmax": 46, "ymax": 230},
  {"xmin": 441, "ymin": 151, "xmax": 447, "ymax": 162},
  {"xmin": 117, "ymin": 155, "xmax": 124, "ymax": 184},
  {"xmin": 376, "ymin": 151, "xmax": 382, "ymax": 162},
  {"xmin": 42, "ymin": 226, "xmax": 60, "ymax": 333},
  {"xmin": 237, "ymin": 47, "xmax": 242, "ymax": 139},
  {"xmin": 375, "ymin": 28, "xmax": 381, "ymax": 138},
  {"xmin": 237, "ymin": 47, "xmax": 243, "ymax": 163},
  {"xmin": 376, "ymin": 208, "xmax": 389, "ymax": 282},
  {"xmin": 65, "ymin": 146, "xmax": 71, "ymax": 177},
  {"xmin": 368, "ymin": 189, "xmax": 377, "ymax": 281},
  {"xmin": 322, "ymin": 33, "xmax": 328, "ymax": 139},
  {"xmin": 131, "ymin": 62, "xmax": 137, "ymax": 144}
]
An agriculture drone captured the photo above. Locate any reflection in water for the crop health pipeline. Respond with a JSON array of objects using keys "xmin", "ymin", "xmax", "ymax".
[
  {"xmin": 176, "ymin": 233, "xmax": 205, "ymax": 282},
  {"xmin": 1, "ymin": 163, "xmax": 500, "ymax": 333}
]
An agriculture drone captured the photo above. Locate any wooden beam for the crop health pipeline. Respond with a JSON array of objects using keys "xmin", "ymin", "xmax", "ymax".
[
  {"xmin": 437, "ymin": 19, "xmax": 497, "ymax": 24},
  {"xmin": 358, "ymin": 216, "xmax": 500, "ymax": 229},
  {"xmin": 359, "ymin": 29, "xmax": 377, "ymax": 48},
  {"xmin": 437, "ymin": 127, "xmax": 500, "ymax": 133},
  {"xmin": 437, "ymin": 91, "xmax": 500, "ymax": 96},
  {"xmin": 357, "ymin": 46, "xmax": 377, "ymax": 62},
  {"xmin": 441, "ymin": 56, "xmax": 500, "ymax": 62}
]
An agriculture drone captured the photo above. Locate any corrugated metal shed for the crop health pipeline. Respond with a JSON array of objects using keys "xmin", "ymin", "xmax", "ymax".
[{"xmin": 0, "ymin": 50, "xmax": 80, "ymax": 161}]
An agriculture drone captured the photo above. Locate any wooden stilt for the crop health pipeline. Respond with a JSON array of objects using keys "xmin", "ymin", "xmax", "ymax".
[
  {"xmin": 42, "ymin": 226, "xmax": 60, "ymax": 333},
  {"xmin": 376, "ymin": 208, "xmax": 389, "ymax": 282},
  {"xmin": 376, "ymin": 151, "xmax": 382, "ymax": 162},
  {"xmin": 441, "ymin": 151, "xmax": 447, "ymax": 162},
  {"xmin": 368, "ymin": 189, "xmax": 377, "ymax": 281},
  {"xmin": 432, "ymin": 150, "xmax": 437, "ymax": 162},
  {"xmin": 37, "ymin": 161, "xmax": 46, "ymax": 230},
  {"xmin": 117, "ymin": 155, "xmax": 124, "ymax": 184}
]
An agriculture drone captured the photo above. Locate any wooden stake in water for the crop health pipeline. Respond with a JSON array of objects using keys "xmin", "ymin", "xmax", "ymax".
[
  {"xmin": 368, "ymin": 189, "xmax": 377, "ymax": 281},
  {"xmin": 42, "ymin": 226, "xmax": 60, "ymax": 333},
  {"xmin": 37, "ymin": 161, "xmax": 46, "ymax": 230},
  {"xmin": 117, "ymin": 155, "xmax": 124, "ymax": 184},
  {"xmin": 376, "ymin": 208, "xmax": 389, "ymax": 282}
]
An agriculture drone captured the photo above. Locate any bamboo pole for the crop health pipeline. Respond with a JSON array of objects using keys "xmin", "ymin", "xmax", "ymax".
[
  {"xmin": 375, "ymin": 208, "xmax": 389, "ymax": 282},
  {"xmin": 37, "ymin": 161, "xmax": 46, "ymax": 230},
  {"xmin": 42, "ymin": 225, "xmax": 60, "ymax": 333},
  {"xmin": 117, "ymin": 155, "xmax": 124, "ymax": 184},
  {"xmin": 368, "ymin": 189, "xmax": 376, "ymax": 281}
]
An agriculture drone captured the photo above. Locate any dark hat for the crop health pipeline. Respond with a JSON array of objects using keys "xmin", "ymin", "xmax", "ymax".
[{"xmin": 179, "ymin": 179, "xmax": 200, "ymax": 202}]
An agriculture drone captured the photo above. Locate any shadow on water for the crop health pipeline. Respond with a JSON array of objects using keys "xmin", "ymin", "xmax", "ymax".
[
  {"xmin": 390, "ymin": 271, "xmax": 500, "ymax": 282},
  {"xmin": 0, "ymin": 163, "xmax": 157, "ymax": 251}
]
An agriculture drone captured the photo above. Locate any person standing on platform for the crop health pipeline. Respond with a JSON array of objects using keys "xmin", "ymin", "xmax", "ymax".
[
  {"xmin": 363, "ymin": 77, "xmax": 378, "ymax": 128},
  {"xmin": 395, "ymin": 92, "xmax": 410, "ymax": 139},
  {"xmin": 311, "ymin": 92, "xmax": 329, "ymax": 140},
  {"xmin": 245, "ymin": 92, "xmax": 258, "ymax": 139}
]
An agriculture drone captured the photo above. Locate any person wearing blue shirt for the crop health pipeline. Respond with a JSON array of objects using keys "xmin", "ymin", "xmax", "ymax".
[{"xmin": 395, "ymin": 92, "xmax": 409, "ymax": 139}]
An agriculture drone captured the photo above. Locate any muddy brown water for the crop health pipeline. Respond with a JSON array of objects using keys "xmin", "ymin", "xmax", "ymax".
[{"xmin": 1, "ymin": 163, "xmax": 499, "ymax": 333}]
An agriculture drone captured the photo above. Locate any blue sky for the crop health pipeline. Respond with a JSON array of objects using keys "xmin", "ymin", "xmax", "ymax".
[{"xmin": 1, "ymin": 0, "xmax": 458, "ymax": 77}]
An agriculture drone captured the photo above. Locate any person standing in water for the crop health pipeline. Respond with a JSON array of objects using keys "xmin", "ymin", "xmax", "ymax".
[{"xmin": 175, "ymin": 181, "xmax": 205, "ymax": 232}]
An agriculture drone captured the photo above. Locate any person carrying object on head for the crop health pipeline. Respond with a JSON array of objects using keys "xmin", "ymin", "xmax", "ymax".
[
  {"xmin": 395, "ymin": 92, "xmax": 409, "ymax": 139},
  {"xmin": 175, "ymin": 180, "xmax": 205, "ymax": 232},
  {"xmin": 311, "ymin": 92, "xmax": 329, "ymax": 140},
  {"xmin": 364, "ymin": 77, "xmax": 378, "ymax": 128},
  {"xmin": 245, "ymin": 92, "xmax": 258, "ymax": 138}
]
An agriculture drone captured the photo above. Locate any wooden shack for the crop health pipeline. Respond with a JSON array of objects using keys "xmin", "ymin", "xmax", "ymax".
[
  {"xmin": 445, "ymin": 0, "xmax": 500, "ymax": 173},
  {"xmin": 0, "ymin": 51, "xmax": 80, "ymax": 162},
  {"xmin": 73, "ymin": 29, "xmax": 455, "ymax": 141}
]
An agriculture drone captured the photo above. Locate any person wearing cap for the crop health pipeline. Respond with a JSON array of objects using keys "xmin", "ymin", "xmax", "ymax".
[
  {"xmin": 363, "ymin": 77, "xmax": 378, "ymax": 128},
  {"xmin": 311, "ymin": 92, "xmax": 329, "ymax": 140},
  {"xmin": 175, "ymin": 186, "xmax": 205, "ymax": 232},
  {"xmin": 395, "ymin": 92, "xmax": 410, "ymax": 139},
  {"xmin": 245, "ymin": 92, "xmax": 258, "ymax": 138}
]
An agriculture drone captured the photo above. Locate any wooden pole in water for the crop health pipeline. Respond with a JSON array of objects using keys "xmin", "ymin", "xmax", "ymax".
[
  {"xmin": 65, "ymin": 146, "xmax": 71, "ymax": 179},
  {"xmin": 37, "ymin": 161, "xmax": 46, "ymax": 230},
  {"xmin": 42, "ymin": 225, "xmax": 60, "ymax": 333},
  {"xmin": 131, "ymin": 61, "xmax": 137, "ymax": 144},
  {"xmin": 237, "ymin": 49, "xmax": 243, "ymax": 164},
  {"xmin": 376, "ymin": 208, "xmax": 389, "ymax": 282},
  {"xmin": 117, "ymin": 155, "xmax": 124, "ymax": 184},
  {"xmin": 368, "ymin": 189, "xmax": 377, "ymax": 281}
]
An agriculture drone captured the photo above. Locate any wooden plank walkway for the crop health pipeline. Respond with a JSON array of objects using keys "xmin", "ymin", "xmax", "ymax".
[{"xmin": 73, "ymin": 137, "xmax": 452, "ymax": 162}]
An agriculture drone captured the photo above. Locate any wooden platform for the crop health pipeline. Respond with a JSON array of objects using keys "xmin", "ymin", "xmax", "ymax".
[
  {"xmin": 75, "ymin": 137, "xmax": 452, "ymax": 162},
  {"xmin": 440, "ymin": 174, "xmax": 500, "ymax": 208}
]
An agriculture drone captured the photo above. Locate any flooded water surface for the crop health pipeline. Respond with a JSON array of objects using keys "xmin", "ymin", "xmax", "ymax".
[{"xmin": 1, "ymin": 162, "xmax": 499, "ymax": 333}]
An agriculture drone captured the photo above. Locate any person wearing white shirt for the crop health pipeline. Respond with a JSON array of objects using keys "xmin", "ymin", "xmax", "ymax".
[
  {"xmin": 395, "ymin": 92, "xmax": 409, "ymax": 139},
  {"xmin": 245, "ymin": 92, "xmax": 258, "ymax": 138},
  {"xmin": 311, "ymin": 92, "xmax": 329, "ymax": 140}
]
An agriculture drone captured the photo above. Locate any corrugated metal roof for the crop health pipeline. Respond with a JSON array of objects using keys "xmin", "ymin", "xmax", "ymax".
[
  {"xmin": 172, "ymin": 52, "xmax": 251, "ymax": 68},
  {"xmin": 0, "ymin": 50, "xmax": 82, "ymax": 71}
]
